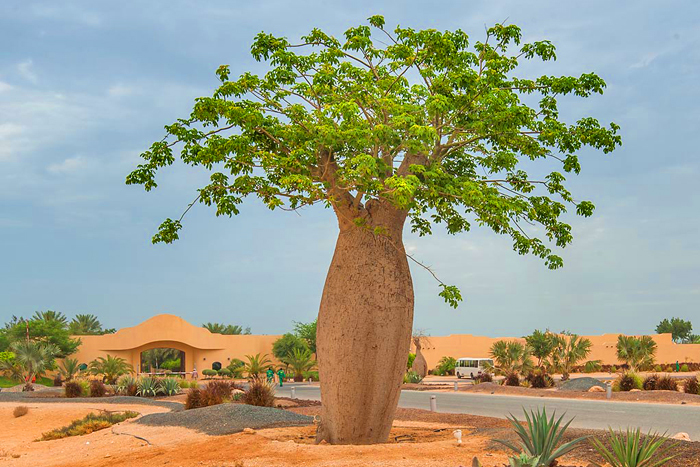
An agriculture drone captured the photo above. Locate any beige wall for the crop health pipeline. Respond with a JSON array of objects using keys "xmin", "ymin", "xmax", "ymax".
[
  {"xmin": 69, "ymin": 314, "xmax": 700, "ymax": 378},
  {"xmin": 411, "ymin": 333, "xmax": 700, "ymax": 370}
]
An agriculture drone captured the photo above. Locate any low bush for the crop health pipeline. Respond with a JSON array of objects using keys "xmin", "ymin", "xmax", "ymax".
[
  {"xmin": 681, "ymin": 364, "xmax": 690, "ymax": 373},
  {"xmin": 136, "ymin": 377, "xmax": 159, "ymax": 397},
  {"xmin": 303, "ymin": 371, "xmax": 319, "ymax": 382},
  {"xmin": 13, "ymin": 406, "xmax": 29, "ymax": 418},
  {"xmin": 611, "ymin": 365, "xmax": 618, "ymax": 373},
  {"xmin": 653, "ymin": 365, "xmax": 663, "ymax": 372},
  {"xmin": 403, "ymin": 370, "xmax": 423, "ymax": 384},
  {"xmin": 53, "ymin": 375, "xmax": 63, "ymax": 387},
  {"xmin": 643, "ymin": 374, "xmax": 658, "ymax": 391},
  {"xmin": 64, "ymin": 381, "xmax": 83, "ymax": 398},
  {"xmin": 614, "ymin": 372, "xmax": 642, "ymax": 392},
  {"xmin": 683, "ymin": 377, "xmax": 698, "ymax": 395},
  {"xmin": 476, "ymin": 372, "xmax": 493, "ymax": 383},
  {"xmin": 116, "ymin": 375, "xmax": 138, "ymax": 396},
  {"xmin": 39, "ymin": 411, "xmax": 138, "ymax": 441},
  {"xmin": 185, "ymin": 388, "xmax": 203, "ymax": 409},
  {"xmin": 242, "ymin": 377, "xmax": 275, "ymax": 407},
  {"xmin": 527, "ymin": 369, "xmax": 554, "ymax": 389},
  {"xmin": 218, "ymin": 368, "xmax": 232, "ymax": 378},
  {"xmin": 78, "ymin": 379, "xmax": 91, "ymax": 397},
  {"xmin": 665, "ymin": 366, "xmax": 674, "ymax": 372},
  {"xmin": 656, "ymin": 375, "xmax": 678, "ymax": 391},
  {"xmin": 504, "ymin": 373, "xmax": 520, "ymax": 387},
  {"xmin": 202, "ymin": 369, "xmax": 217, "ymax": 378},
  {"xmin": 159, "ymin": 377, "xmax": 181, "ymax": 396},
  {"xmin": 89, "ymin": 380, "xmax": 106, "ymax": 398},
  {"xmin": 202, "ymin": 380, "xmax": 235, "ymax": 405}
]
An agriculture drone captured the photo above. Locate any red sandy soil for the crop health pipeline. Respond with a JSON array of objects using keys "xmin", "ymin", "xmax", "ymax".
[{"xmin": 2, "ymin": 400, "xmax": 699, "ymax": 467}]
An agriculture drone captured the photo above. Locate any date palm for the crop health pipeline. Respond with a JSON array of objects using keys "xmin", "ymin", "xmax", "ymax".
[
  {"xmin": 548, "ymin": 334, "xmax": 592, "ymax": 381},
  {"xmin": 69, "ymin": 314, "xmax": 103, "ymax": 335},
  {"xmin": 488, "ymin": 340, "xmax": 534, "ymax": 379},
  {"xmin": 202, "ymin": 322, "xmax": 251, "ymax": 335},
  {"xmin": 59, "ymin": 357, "xmax": 81, "ymax": 381},
  {"xmin": 616, "ymin": 335, "xmax": 657, "ymax": 372},
  {"xmin": 286, "ymin": 348, "xmax": 316, "ymax": 379},
  {"xmin": 33, "ymin": 310, "xmax": 68, "ymax": 328},
  {"xmin": 244, "ymin": 353, "xmax": 272, "ymax": 378},
  {"xmin": 88, "ymin": 355, "xmax": 133, "ymax": 384}
]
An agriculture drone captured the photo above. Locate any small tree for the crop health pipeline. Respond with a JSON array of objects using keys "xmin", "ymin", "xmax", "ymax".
[
  {"xmin": 434, "ymin": 356, "xmax": 457, "ymax": 376},
  {"xmin": 286, "ymin": 348, "xmax": 317, "ymax": 381},
  {"xmin": 10, "ymin": 340, "xmax": 59, "ymax": 391},
  {"xmin": 655, "ymin": 318, "xmax": 693, "ymax": 344},
  {"xmin": 59, "ymin": 357, "xmax": 81, "ymax": 381},
  {"xmin": 525, "ymin": 330, "xmax": 556, "ymax": 368},
  {"xmin": 244, "ymin": 353, "xmax": 272, "ymax": 378},
  {"xmin": 293, "ymin": 320, "xmax": 317, "ymax": 355},
  {"xmin": 126, "ymin": 18, "xmax": 620, "ymax": 443},
  {"xmin": 488, "ymin": 340, "xmax": 533, "ymax": 379},
  {"xmin": 88, "ymin": 355, "xmax": 133, "ymax": 384},
  {"xmin": 272, "ymin": 333, "xmax": 308, "ymax": 366},
  {"xmin": 69, "ymin": 314, "xmax": 107, "ymax": 335},
  {"xmin": 616, "ymin": 335, "xmax": 657, "ymax": 372},
  {"xmin": 547, "ymin": 334, "xmax": 592, "ymax": 381},
  {"xmin": 6, "ymin": 318, "xmax": 80, "ymax": 358}
]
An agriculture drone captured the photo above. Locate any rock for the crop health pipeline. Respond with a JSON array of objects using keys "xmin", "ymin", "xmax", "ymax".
[
  {"xmin": 242, "ymin": 428, "xmax": 255, "ymax": 434},
  {"xmin": 588, "ymin": 386, "xmax": 605, "ymax": 393},
  {"xmin": 319, "ymin": 439, "xmax": 329, "ymax": 445},
  {"xmin": 560, "ymin": 377, "xmax": 606, "ymax": 392},
  {"xmin": 630, "ymin": 389, "xmax": 641, "ymax": 392},
  {"xmin": 672, "ymin": 432, "xmax": 691, "ymax": 442}
]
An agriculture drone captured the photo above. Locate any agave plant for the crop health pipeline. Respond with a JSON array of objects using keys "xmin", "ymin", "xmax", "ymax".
[
  {"xmin": 496, "ymin": 407, "xmax": 588, "ymax": 467},
  {"xmin": 591, "ymin": 428, "xmax": 677, "ymax": 467},
  {"xmin": 116, "ymin": 375, "xmax": 137, "ymax": 395},
  {"xmin": 159, "ymin": 377, "xmax": 181, "ymax": 396},
  {"xmin": 136, "ymin": 376, "xmax": 159, "ymax": 397}
]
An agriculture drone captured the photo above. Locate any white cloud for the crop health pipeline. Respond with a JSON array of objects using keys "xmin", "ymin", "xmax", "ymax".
[
  {"xmin": 0, "ymin": 81, "xmax": 12, "ymax": 93},
  {"xmin": 108, "ymin": 84, "xmax": 137, "ymax": 97},
  {"xmin": 17, "ymin": 59, "xmax": 38, "ymax": 84},
  {"xmin": 47, "ymin": 156, "xmax": 87, "ymax": 174}
]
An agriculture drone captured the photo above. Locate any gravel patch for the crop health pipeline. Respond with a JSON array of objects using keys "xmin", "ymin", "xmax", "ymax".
[
  {"xmin": 136, "ymin": 403, "xmax": 313, "ymax": 435},
  {"xmin": 0, "ymin": 392, "xmax": 183, "ymax": 410},
  {"xmin": 559, "ymin": 377, "xmax": 605, "ymax": 392}
]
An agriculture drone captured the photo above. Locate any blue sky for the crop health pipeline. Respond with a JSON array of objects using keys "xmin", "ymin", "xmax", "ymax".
[{"xmin": 1, "ymin": 1, "xmax": 698, "ymax": 337}]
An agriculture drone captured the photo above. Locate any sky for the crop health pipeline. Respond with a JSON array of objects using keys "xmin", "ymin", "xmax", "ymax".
[{"xmin": 1, "ymin": 1, "xmax": 699, "ymax": 337}]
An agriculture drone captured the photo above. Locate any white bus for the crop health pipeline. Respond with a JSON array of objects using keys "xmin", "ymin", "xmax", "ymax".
[{"xmin": 455, "ymin": 357, "xmax": 494, "ymax": 379}]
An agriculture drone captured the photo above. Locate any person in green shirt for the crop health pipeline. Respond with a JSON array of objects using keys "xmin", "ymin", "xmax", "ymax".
[
  {"xmin": 266, "ymin": 367, "xmax": 275, "ymax": 384},
  {"xmin": 277, "ymin": 368, "xmax": 285, "ymax": 387}
]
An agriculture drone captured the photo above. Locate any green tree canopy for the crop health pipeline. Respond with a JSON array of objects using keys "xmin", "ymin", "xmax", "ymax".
[
  {"xmin": 525, "ymin": 329, "xmax": 556, "ymax": 368},
  {"xmin": 655, "ymin": 318, "xmax": 693, "ymax": 344},
  {"xmin": 272, "ymin": 333, "xmax": 308, "ymax": 364},
  {"xmin": 293, "ymin": 319, "xmax": 317, "ymax": 354},
  {"xmin": 126, "ymin": 17, "xmax": 620, "ymax": 306},
  {"xmin": 5, "ymin": 318, "xmax": 80, "ymax": 358},
  {"xmin": 69, "ymin": 314, "xmax": 108, "ymax": 335},
  {"xmin": 202, "ymin": 322, "xmax": 252, "ymax": 335}
]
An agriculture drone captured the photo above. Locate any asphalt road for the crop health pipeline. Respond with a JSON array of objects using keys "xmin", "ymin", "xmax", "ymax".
[{"xmin": 276, "ymin": 385, "xmax": 700, "ymax": 439}]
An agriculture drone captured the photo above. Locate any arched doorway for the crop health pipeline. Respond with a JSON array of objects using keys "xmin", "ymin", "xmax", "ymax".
[{"xmin": 140, "ymin": 347, "xmax": 186, "ymax": 375}]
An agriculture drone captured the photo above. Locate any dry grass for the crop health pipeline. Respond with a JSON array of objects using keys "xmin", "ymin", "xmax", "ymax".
[
  {"xmin": 13, "ymin": 405, "xmax": 29, "ymax": 418},
  {"xmin": 38, "ymin": 411, "xmax": 139, "ymax": 441}
]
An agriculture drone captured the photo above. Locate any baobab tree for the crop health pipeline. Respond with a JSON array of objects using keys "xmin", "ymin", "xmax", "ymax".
[{"xmin": 127, "ymin": 17, "xmax": 620, "ymax": 444}]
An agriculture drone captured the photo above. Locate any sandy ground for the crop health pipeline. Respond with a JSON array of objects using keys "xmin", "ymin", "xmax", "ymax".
[{"xmin": 2, "ymin": 399, "xmax": 698, "ymax": 467}]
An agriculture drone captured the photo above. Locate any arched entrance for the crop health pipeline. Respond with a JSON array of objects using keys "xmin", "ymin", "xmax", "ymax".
[{"xmin": 140, "ymin": 347, "xmax": 186, "ymax": 375}]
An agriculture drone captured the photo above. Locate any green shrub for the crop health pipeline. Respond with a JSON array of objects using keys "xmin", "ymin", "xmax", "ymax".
[
  {"xmin": 611, "ymin": 365, "xmax": 618, "ymax": 373},
  {"xmin": 89, "ymin": 380, "xmax": 106, "ymax": 397},
  {"xmin": 53, "ymin": 374, "xmax": 64, "ymax": 387},
  {"xmin": 64, "ymin": 381, "xmax": 82, "ymax": 398},
  {"xmin": 656, "ymin": 375, "xmax": 678, "ymax": 391},
  {"xmin": 218, "ymin": 368, "xmax": 232, "ymax": 378},
  {"xmin": 242, "ymin": 377, "xmax": 275, "ymax": 407},
  {"xmin": 407, "ymin": 353, "xmax": 416, "ymax": 371},
  {"xmin": 159, "ymin": 377, "xmax": 181, "ymax": 396},
  {"xmin": 78, "ymin": 379, "xmax": 91, "ymax": 397},
  {"xmin": 592, "ymin": 428, "xmax": 677, "ymax": 467},
  {"xmin": 653, "ymin": 365, "xmax": 663, "ymax": 372},
  {"xmin": 584, "ymin": 360, "xmax": 602, "ymax": 373},
  {"xmin": 614, "ymin": 372, "xmax": 642, "ymax": 392},
  {"xmin": 136, "ymin": 377, "xmax": 159, "ymax": 397},
  {"xmin": 527, "ymin": 369, "xmax": 554, "ymax": 389},
  {"xmin": 642, "ymin": 374, "xmax": 658, "ymax": 391},
  {"xmin": 403, "ymin": 370, "xmax": 423, "ymax": 384},
  {"xmin": 683, "ymin": 377, "xmax": 699, "ymax": 395},
  {"xmin": 665, "ymin": 366, "xmax": 673, "ymax": 372},
  {"xmin": 302, "ymin": 371, "xmax": 319, "ymax": 381},
  {"xmin": 202, "ymin": 369, "xmax": 217, "ymax": 378},
  {"xmin": 39, "ymin": 411, "xmax": 139, "ymax": 441},
  {"xmin": 680, "ymin": 364, "xmax": 690, "ymax": 372},
  {"xmin": 116, "ymin": 375, "xmax": 137, "ymax": 396},
  {"xmin": 496, "ymin": 407, "xmax": 588, "ymax": 466},
  {"xmin": 476, "ymin": 372, "xmax": 493, "ymax": 383}
]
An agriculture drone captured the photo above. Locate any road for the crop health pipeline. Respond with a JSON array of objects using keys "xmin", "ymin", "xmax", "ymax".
[{"xmin": 276, "ymin": 385, "xmax": 700, "ymax": 439}]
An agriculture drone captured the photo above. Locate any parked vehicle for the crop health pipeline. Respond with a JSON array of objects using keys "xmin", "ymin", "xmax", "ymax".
[{"xmin": 455, "ymin": 358, "xmax": 493, "ymax": 379}]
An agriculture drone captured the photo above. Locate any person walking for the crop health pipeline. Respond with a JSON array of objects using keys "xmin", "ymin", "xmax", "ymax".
[
  {"xmin": 277, "ymin": 368, "xmax": 286, "ymax": 387},
  {"xmin": 266, "ymin": 366, "xmax": 275, "ymax": 384}
]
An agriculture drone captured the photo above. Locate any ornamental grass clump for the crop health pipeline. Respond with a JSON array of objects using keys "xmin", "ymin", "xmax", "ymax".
[
  {"xmin": 591, "ymin": 428, "xmax": 677, "ymax": 467},
  {"xmin": 242, "ymin": 376, "xmax": 275, "ymax": 407},
  {"xmin": 683, "ymin": 376, "xmax": 699, "ymax": 395},
  {"xmin": 39, "ymin": 411, "xmax": 139, "ymax": 441},
  {"xmin": 613, "ymin": 372, "xmax": 642, "ymax": 392},
  {"xmin": 655, "ymin": 375, "xmax": 678, "ymax": 391},
  {"xmin": 642, "ymin": 374, "xmax": 658, "ymax": 391},
  {"xmin": 89, "ymin": 380, "xmax": 106, "ymax": 398},
  {"xmin": 64, "ymin": 381, "xmax": 83, "ymax": 398},
  {"xmin": 496, "ymin": 407, "xmax": 588, "ymax": 467},
  {"xmin": 116, "ymin": 375, "xmax": 138, "ymax": 396}
]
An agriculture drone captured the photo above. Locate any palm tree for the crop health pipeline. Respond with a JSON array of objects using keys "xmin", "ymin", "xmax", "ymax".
[
  {"xmin": 10, "ymin": 340, "xmax": 59, "ymax": 390},
  {"xmin": 88, "ymin": 355, "xmax": 133, "ymax": 383},
  {"xmin": 202, "ymin": 322, "xmax": 251, "ymax": 335},
  {"xmin": 59, "ymin": 357, "xmax": 81, "ymax": 381},
  {"xmin": 33, "ymin": 310, "xmax": 68, "ymax": 327},
  {"xmin": 141, "ymin": 348, "xmax": 181, "ymax": 372},
  {"xmin": 616, "ymin": 335, "xmax": 657, "ymax": 371},
  {"xmin": 286, "ymin": 348, "xmax": 316, "ymax": 381},
  {"xmin": 244, "ymin": 353, "xmax": 272, "ymax": 378},
  {"xmin": 488, "ymin": 340, "xmax": 534, "ymax": 379},
  {"xmin": 68, "ymin": 314, "xmax": 103, "ymax": 335},
  {"xmin": 547, "ymin": 334, "xmax": 592, "ymax": 381},
  {"xmin": 435, "ymin": 356, "xmax": 457, "ymax": 376}
]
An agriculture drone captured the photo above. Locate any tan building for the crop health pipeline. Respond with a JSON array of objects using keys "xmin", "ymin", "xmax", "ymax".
[{"xmin": 71, "ymin": 314, "xmax": 700, "ymax": 377}]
